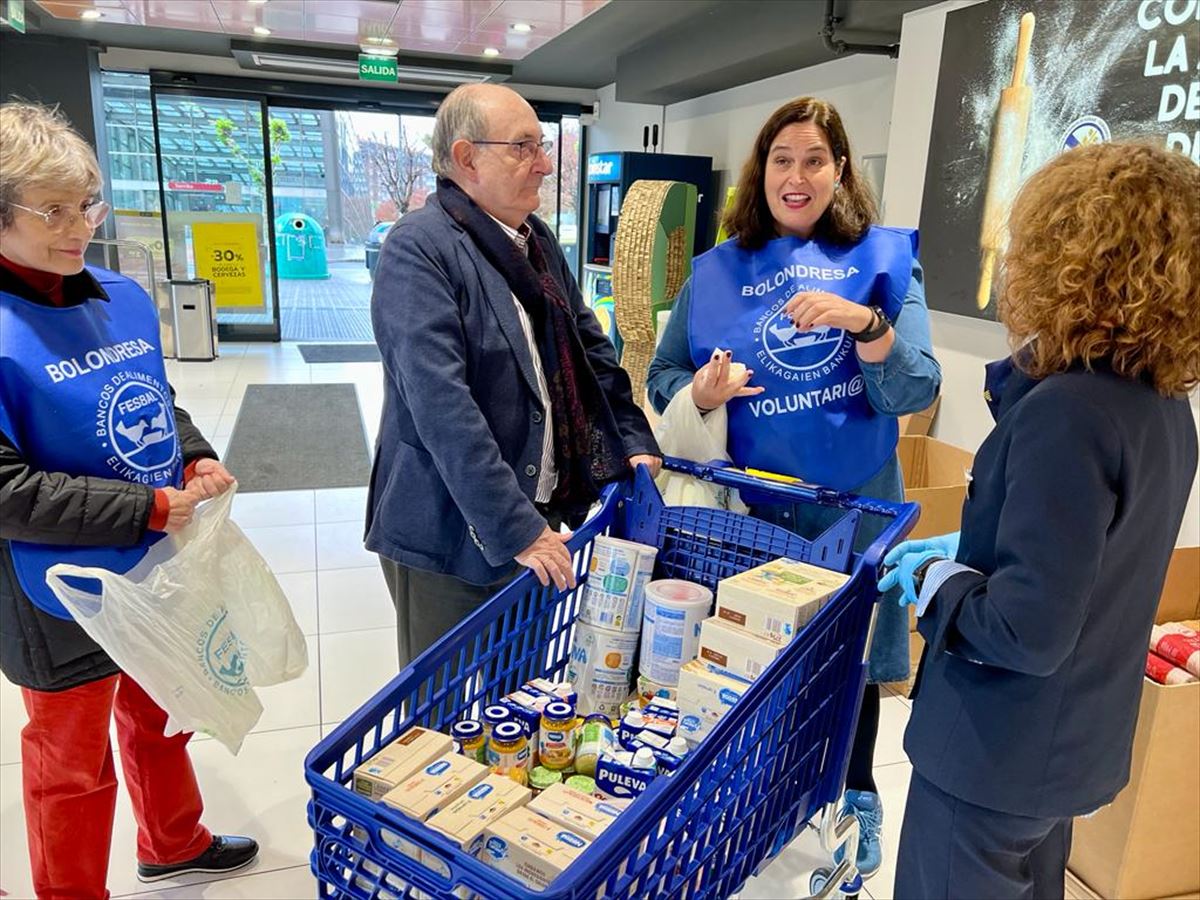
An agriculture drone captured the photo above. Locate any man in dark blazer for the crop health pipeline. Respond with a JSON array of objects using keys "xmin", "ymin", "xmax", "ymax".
[{"xmin": 367, "ymin": 84, "xmax": 660, "ymax": 670}]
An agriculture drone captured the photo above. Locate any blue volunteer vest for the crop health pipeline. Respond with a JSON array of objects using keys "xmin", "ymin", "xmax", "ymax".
[
  {"xmin": 0, "ymin": 266, "xmax": 182, "ymax": 619},
  {"xmin": 689, "ymin": 226, "xmax": 916, "ymax": 491}
]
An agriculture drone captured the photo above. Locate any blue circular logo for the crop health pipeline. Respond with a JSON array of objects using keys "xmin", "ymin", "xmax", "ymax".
[
  {"xmin": 106, "ymin": 377, "xmax": 178, "ymax": 474},
  {"xmin": 1062, "ymin": 116, "xmax": 1111, "ymax": 153},
  {"xmin": 760, "ymin": 306, "xmax": 847, "ymax": 373}
]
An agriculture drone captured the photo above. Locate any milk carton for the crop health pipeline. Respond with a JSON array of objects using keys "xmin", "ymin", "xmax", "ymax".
[
  {"xmin": 481, "ymin": 807, "xmax": 591, "ymax": 890},
  {"xmin": 716, "ymin": 558, "xmax": 848, "ymax": 644}
]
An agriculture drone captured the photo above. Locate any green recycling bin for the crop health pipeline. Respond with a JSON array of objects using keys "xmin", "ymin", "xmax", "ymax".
[{"xmin": 275, "ymin": 213, "xmax": 330, "ymax": 280}]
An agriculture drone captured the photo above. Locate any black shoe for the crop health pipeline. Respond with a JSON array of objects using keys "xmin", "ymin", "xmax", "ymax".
[{"xmin": 137, "ymin": 835, "xmax": 259, "ymax": 883}]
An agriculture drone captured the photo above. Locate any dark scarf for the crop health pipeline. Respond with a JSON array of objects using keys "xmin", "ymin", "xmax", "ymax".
[{"xmin": 436, "ymin": 178, "xmax": 628, "ymax": 511}]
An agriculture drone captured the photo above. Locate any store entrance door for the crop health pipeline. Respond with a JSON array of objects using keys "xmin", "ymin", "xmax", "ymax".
[{"xmin": 150, "ymin": 87, "xmax": 281, "ymax": 341}]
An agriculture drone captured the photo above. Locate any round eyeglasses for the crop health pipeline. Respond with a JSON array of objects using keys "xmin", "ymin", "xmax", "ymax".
[{"xmin": 10, "ymin": 199, "xmax": 112, "ymax": 231}]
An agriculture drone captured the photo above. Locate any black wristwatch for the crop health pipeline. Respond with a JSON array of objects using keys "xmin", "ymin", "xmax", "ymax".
[
  {"xmin": 851, "ymin": 305, "xmax": 891, "ymax": 343},
  {"xmin": 912, "ymin": 556, "xmax": 943, "ymax": 595}
]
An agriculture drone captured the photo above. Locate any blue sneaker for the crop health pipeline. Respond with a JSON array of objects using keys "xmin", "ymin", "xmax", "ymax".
[{"xmin": 835, "ymin": 790, "xmax": 883, "ymax": 878}]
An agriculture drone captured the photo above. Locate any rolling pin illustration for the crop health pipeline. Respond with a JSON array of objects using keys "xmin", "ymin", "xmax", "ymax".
[{"xmin": 977, "ymin": 11, "xmax": 1035, "ymax": 311}]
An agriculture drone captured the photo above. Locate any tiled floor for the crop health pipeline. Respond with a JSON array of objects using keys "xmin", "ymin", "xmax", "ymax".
[{"xmin": 0, "ymin": 343, "xmax": 916, "ymax": 900}]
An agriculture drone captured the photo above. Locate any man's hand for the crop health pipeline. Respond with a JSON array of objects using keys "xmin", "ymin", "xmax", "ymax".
[
  {"xmin": 515, "ymin": 526, "xmax": 577, "ymax": 591},
  {"xmin": 691, "ymin": 348, "xmax": 764, "ymax": 412},
  {"xmin": 629, "ymin": 454, "xmax": 663, "ymax": 477},
  {"xmin": 783, "ymin": 291, "xmax": 874, "ymax": 333},
  {"xmin": 160, "ymin": 487, "xmax": 201, "ymax": 533},
  {"xmin": 185, "ymin": 458, "xmax": 236, "ymax": 500}
]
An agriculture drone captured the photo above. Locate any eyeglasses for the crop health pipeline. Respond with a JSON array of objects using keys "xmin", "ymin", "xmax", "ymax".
[
  {"xmin": 10, "ymin": 199, "xmax": 112, "ymax": 231},
  {"xmin": 471, "ymin": 137, "xmax": 554, "ymax": 161}
]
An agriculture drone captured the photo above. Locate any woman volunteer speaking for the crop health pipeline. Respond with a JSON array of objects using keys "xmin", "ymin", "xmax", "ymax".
[
  {"xmin": 647, "ymin": 96, "xmax": 941, "ymax": 880},
  {"xmin": 0, "ymin": 103, "xmax": 255, "ymax": 899}
]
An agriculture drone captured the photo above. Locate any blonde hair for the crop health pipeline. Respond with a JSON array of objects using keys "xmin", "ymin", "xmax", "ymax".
[
  {"xmin": 0, "ymin": 102, "xmax": 103, "ymax": 228},
  {"xmin": 1000, "ymin": 141, "xmax": 1200, "ymax": 396}
]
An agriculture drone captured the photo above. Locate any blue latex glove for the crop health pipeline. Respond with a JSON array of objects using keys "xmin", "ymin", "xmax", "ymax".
[
  {"xmin": 878, "ymin": 548, "xmax": 943, "ymax": 608},
  {"xmin": 884, "ymin": 532, "xmax": 960, "ymax": 565}
]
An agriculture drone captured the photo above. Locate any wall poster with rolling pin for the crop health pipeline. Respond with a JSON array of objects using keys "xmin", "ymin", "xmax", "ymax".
[{"xmin": 917, "ymin": 0, "xmax": 1199, "ymax": 321}]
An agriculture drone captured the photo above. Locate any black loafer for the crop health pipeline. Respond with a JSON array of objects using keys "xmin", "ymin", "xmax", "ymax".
[{"xmin": 137, "ymin": 835, "xmax": 259, "ymax": 883}]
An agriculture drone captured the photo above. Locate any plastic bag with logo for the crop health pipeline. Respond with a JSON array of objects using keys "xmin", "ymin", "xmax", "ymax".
[
  {"xmin": 653, "ymin": 383, "xmax": 748, "ymax": 513},
  {"xmin": 44, "ymin": 486, "xmax": 308, "ymax": 754}
]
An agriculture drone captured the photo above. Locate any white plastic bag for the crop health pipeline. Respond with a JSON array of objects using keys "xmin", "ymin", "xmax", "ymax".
[
  {"xmin": 653, "ymin": 384, "xmax": 748, "ymax": 513},
  {"xmin": 46, "ymin": 486, "xmax": 308, "ymax": 753}
]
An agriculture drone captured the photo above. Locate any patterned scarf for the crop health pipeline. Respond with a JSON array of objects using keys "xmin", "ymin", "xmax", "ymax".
[{"xmin": 436, "ymin": 178, "xmax": 628, "ymax": 512}]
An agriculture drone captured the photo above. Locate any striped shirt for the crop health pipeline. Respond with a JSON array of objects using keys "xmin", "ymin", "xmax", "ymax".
[{"xmin": 489, "ymin": 216, "xmax": 557, "ymax": 503}]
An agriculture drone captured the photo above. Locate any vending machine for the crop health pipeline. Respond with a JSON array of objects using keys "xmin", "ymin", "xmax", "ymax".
[{"xmin": 584, "ymin": 151, "xmax": 714, "ymax": 266}]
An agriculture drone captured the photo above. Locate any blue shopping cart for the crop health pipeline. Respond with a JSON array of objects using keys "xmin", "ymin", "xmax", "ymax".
[{"xmin": 305, "ymin": 459, "xmax": 918, "ymax": 899}]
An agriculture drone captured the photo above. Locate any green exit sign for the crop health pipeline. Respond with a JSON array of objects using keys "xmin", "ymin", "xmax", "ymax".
[{"xmin": 359, "ymin": 54, "xmax": 397, "ymax": 82}]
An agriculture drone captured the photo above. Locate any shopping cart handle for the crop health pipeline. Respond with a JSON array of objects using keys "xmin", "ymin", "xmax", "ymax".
[{"xmin": 661, "ymin": 455, "xmax": 843, "ymax": 505}]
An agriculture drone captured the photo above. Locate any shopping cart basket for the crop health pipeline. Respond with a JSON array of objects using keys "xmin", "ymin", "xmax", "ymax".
[{"xmin": 306, "ymin": 458, "xmax": 919, "ymax": 900}]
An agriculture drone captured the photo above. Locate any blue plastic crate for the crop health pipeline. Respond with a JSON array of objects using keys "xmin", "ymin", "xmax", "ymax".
[{"xmin": 305, "ymin": 459, "xmax": 918, "ymax": 899}]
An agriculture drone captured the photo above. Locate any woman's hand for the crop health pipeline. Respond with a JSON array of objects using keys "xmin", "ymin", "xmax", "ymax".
[
  {"xmin": 186, "ymin": 458, "xmax": 236, "ymax": 500},
  {"xmin": 783, "ymin": 291, "xmax": 875, "ymax": 333},
  {"xmin": 691, "ymin": 348, "xmax": 764, "ymax": 412},
  {"xmin": 160, "ymin": 487, "xmax": 200, "ymax": 533}
]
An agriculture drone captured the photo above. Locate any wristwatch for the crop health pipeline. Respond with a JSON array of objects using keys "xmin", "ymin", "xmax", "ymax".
[
  {"xmin": 912, "ymin": 556, "xmax": 943, "ymax": 596},
  {"xmin": 851, "ymin": 305, "xmax": 891, "ymax": 343}
]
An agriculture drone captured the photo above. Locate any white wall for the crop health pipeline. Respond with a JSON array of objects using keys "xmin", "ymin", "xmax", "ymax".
[
  {"xmin": 882, "ymin": 0, "xmax": 1200, "ymax": 546},
  {"xmin": 587, "ymin": 82, "xmax": 664, "ymax": 155},
  {"xmin": 663, "ymin": 54, "xmax": 898, "ymax": 196}
]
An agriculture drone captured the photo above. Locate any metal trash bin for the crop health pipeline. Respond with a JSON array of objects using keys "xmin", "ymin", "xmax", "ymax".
[{"xmin": 168, "ymin": 279, "xmax": 219, "ymax": 362}]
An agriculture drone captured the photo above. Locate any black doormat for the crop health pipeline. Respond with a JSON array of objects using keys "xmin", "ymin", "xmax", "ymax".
[
  {"xmin": 223, "ymin": 384, "xmax": 371, "ymax": 493},
  {"xmin": 297, "ymin": 343, "xmax": 381, "ymax": 364}
]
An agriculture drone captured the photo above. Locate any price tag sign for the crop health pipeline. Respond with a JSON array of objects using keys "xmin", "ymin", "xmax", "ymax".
[{"xmin": 192, "ymin": 222, "xmax": 263, "ymax": 308}]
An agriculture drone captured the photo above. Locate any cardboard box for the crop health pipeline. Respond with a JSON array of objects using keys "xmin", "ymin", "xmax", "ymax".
[
  {"xmin": 698, "ymin": 616, "xmax": 785, "ymax": 682},
  {"xmin": 716, "ymin": 557, "xmax": 848, "ymax": 645},
  {"xmin": 1069, "ymin": 546, "xmax": 1200, "ymax": 900},
  {"xmin": 481, "ymin": 806, "xmax": 591, "ymax": 890},
  {"xmin": 897, "ymin": 435, "xmax": 974, "ymax": 541},
  {"xmin": 677, "ymin": 659, "xmax": 749, "ymax": 742},
  {"xmin": 528, "ymin": 782, "xmax": 630, "ymax": 841},
  {"xmin": 897, "ymin": 396, "xmax": 941, "ymax": 437},
  {"xmin": 426, "ymin": 774, "xmax": 532, "ymax": 854},
  {"xmin": 353, "ymin": 728, "xmax": 455, "ymax": 802},
  {"xmin": 382, "ymin": 754, "xmax": 490, "ymax": 822},
  {"xmin": 897, "ymin": 435, "xmax": 975, "ymax": 632}
]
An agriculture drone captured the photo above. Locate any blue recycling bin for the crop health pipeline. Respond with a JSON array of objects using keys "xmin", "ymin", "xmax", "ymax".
[{"xmin": 275, "ymin": 213, "xmax": 330, "ymax": 280}]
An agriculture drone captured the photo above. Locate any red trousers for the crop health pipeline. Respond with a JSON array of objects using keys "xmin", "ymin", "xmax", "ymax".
[{"xmin": 21, "ymin": 674, "xmax": 212, "ymax": 900}]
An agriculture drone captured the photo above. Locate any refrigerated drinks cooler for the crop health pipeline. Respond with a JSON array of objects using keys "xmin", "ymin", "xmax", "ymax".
[{"xmin": 584, "ymin": 151, "xmax": 714, "ymax": 267}]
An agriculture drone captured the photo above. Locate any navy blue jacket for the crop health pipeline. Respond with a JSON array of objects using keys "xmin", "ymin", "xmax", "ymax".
[
  {"xmin": 907, "ymin": 362, "xmax": 1197, "ymax": 819},
  {"xmin": 365, "ymin": 196, "xmax": 658, "ymax": 585}
]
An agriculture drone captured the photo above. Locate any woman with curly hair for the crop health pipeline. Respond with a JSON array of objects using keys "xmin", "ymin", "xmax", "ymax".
[{"xmin": 881, "ymin": 141, "xmax": 1199, "ymax": 899}]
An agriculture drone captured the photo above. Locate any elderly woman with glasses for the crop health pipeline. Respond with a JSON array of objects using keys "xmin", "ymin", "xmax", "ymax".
[{"xmin": 0, "ymin": 102, "xmax": 256, "ymax": 899}]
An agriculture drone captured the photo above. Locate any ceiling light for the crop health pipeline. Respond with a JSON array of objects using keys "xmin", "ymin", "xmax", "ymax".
[
  {"xmin": 482, "ymin": 47, "xmax": 501, "ymax": 57},
  {"xmin": 253, "ymin": 25, "xmax": 271, "ymax": 36},
  {"xmin": 510, "ymin": 23, "xmax": 533, "ymax": 33},
  {"xmin": 248, "ymin": 0, "xmax": 269, "ymax": 4},
  {"xmin": 80, "ymin": 9, "xmax": 103, "ymax": 19}
]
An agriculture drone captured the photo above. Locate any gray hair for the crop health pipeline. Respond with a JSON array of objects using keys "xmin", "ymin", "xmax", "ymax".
[{"xmin": 431, "ymin": 85, "xmax": 491, "ymax": 178}]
